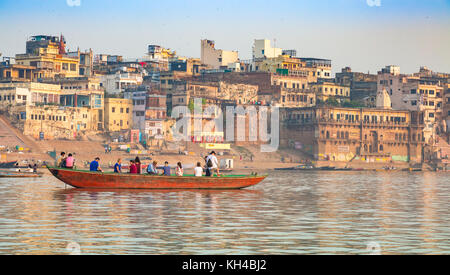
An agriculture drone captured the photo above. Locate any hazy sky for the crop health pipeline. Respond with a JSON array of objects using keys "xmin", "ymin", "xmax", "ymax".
[{"xmin": 0, "ymin": 0, "xmax": 449, "ymax": 75}]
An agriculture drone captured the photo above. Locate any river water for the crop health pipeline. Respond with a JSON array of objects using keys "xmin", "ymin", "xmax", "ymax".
[{"xmin": 0, "ymin": 171, "xmax": 449, "ymax": 255}]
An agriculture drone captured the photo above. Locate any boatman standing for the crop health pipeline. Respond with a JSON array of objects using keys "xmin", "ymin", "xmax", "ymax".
[{"xmin": 206, "ymin": 151, "xmax": 220, "ymax": 176}]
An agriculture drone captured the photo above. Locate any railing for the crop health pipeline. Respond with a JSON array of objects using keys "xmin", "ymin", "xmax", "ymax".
[{"xmin": 283, "ymin": 118, "xmax": 410, "ymax": 127}]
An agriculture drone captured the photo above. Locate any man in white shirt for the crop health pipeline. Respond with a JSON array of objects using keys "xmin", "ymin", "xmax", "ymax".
[
  {"xmin": 206, "ymin": 151, "xmax": 220, "ymax": 176},
  {"xmin": 194, "ymin": 162, "xmax": 203, "ymax": 177}
]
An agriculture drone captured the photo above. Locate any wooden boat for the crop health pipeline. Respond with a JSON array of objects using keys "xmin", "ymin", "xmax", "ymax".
[
  {"xmin": 320, "ymin": 166, "xmax": 336, "ymax": 171},
  {"xmin": 275, "ymin": 165, "xmax": 315, "ymax": 171},
  {"xmin": 0, "ymin": 161, "xmax": 18, "ymax": 169},
  {"xmin": 48, "ymin": 167, "xmax": 266, "ymax": 190},
  {"xmin": 0, "ymin": 172, "xmax": 42, "ymax": 178}
]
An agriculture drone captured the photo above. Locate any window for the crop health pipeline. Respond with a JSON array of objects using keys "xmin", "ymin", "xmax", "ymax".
[
  {"xmin": 429, "ymin": 113, "xmax": 435, "ymax": 118},
  {"xmin": 112, "ymin": 107, "xmax": 116, "ymax": 113},
  {"xmin": 120, "ymin": 108, "xmax": 124, "ymax": 113},
  {"xmin": 411, "ymin": 100, "xmax": 417, "ymax": 106},
  {"xmin": 70, "ymin": 64, "xmax": 76, "ymax": 71},
  {"xmin": 411, "ymin": 89, "xmax": 417, "ymax": 94},
  {"xmin": 126, "ymin": 108, "xmax": 129, "ymax": 114},
  {"xmin": 62, "ymin": 63, "xmax": 69, "ymax": 70}
]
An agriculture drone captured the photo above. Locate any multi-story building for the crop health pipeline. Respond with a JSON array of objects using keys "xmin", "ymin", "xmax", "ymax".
[
  {"xmin": 170, "ymin": 58, "xmax": 207, "ymax": 76},
  {"xmin": 124, "ymin": 86, "xmax": 148, "ymax": 132},
  {"xmin": 43, "ymin": 77, "xmax": 104, "ymax": 130},
  {"xmin": 278, "ymin": 89, "xmax": 316, "ymax": 108},
  {"xmin": 254, "ymin": 55, "xmax": 309, "ymax": 78},
  {"xmin": 95, "ymin": 54, "xmax": 123, "ymax": 65},
  {"xmin": 9, "ymin": 104, "xmax": 101, "ymax": 140},
  {"xmin": 15, "ymin": 35, "xmax": 80, "ymax": 79},
  {"xmin": 280, "ymin": 106, "xmax": 425, "ymax": 163},
  {"xmin": 145, "ymin": 89, "xmax": 167, "ymax": 139},
  {"xmin": 377, "ymin": 65, "xmax": 444, "ymax": 142},
  {"xmin": 104, "ymin": 98, "xmax": 132, "ymax": 132},
  {"xmin": 253, "ymin": 55, "xmax": 331, "ymax": 81},
  {"xmin": 68, "ymin": 49, "xmax": 94, "ymax": 77},
  {"xmin": 0, "ymin": 60, "xmax": 36, "ymax": 82},
  {"xmin": 301, "ymin": 58, "xmax": 332, "ymax": 79},
  {"xmin": 145, "ymin": 45, "xmax": 176, "ymax": 72},
  {"xmin": 201, "ymin": 39, "xmax": 239, "ymax": 70},
  {"xmin": 0, "ymin": 82, "xmax": 61, "ymax": 108},
  {"xmin": 252, "ymin": 39, "xmax": 282, "ymax": 59},
  {"xmin": 190, "ymin": 71, "xmax": 312, "ymax": 107},
  {"xmin": 335, "ymin": 67, "xmax": 377, "ymax": 101},
  {"xmin": 101, "ymin": 71, "xmax": 143, "ymax": 95},
  {"xmin": 310, "ymin": 81, "xmax": 351, "ymax": 103}
]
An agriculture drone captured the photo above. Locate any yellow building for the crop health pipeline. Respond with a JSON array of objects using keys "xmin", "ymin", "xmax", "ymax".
[
  {"xmin": 254, "ymin": 55, "xmax": 331, "ymax": 82},
  {"xmin": 104, "ymin": 98, "xmax": 132, "ymax": 132},
  {"xmin": 256, "ymin": 55, "xmax": 308, "ymax": 76},
  {"xmin": 310, "ymin": 82, "xmax": 350, "ymax": 103},
  {"xmin": 15, "ymin": 35, "xmax": 80, "ymax": 79}
]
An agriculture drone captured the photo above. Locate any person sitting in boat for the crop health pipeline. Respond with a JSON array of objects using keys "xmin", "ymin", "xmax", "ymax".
[
  {"xmin": 129, "ymin": 160, "xmax": 138, "ymax": 174},
  {"xmin": 114, "ymin": 159, "xmax": 122, "ymax": 173},
  {"xmin": 65, "ymin": 154, "xmax": 75, "ymax": 169},
  {"xmin": 176, "ymin": 162, "xmax": 184, "ymax": 177},
  {"xmin": 206, "ymin": 151, "xmax": 220, "ymax": 176},
  {"xmin": 89, "ymin": 157, "xmax": 102, "ymax": 172},
  {"xmin": 147, "ymin": 161, "xmax": 158, "ymax": 175},
  {"xmin": 195, "ymin": 162, "xmax": 203, "ymax": 177},
  {"xmin": 33, "ymin": 164, "xmax": 37, "ymax": 173},
  {"xmin": 162, "ymin": 161, "xmax": 171, "ymax": 176},
  {"xmin": 135, "ymin": 157, "xmax": 142, "ymax": 174},
  {"xmin": 59, "ymin": 152, "xmax": 67, "ymax": 168}
]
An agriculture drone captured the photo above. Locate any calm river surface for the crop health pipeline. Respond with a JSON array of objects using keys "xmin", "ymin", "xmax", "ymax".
[{"xmin": 0, "ymin": 171, "xmax": 449, "ymax": 255}]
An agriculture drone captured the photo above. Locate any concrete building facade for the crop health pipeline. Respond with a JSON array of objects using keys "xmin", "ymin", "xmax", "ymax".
[
  {"xmin": 201, "ymin": 40, "xmax": 239, "ymax": 70},
  {"xmin": 281, "ymin": 106, "xmax": 425, "ymax": 163},
  {"xmin": 104, "ymin": 98, "xmax": 132, "ymax": 132},
  {"xmin": 252, "ymin": 39, "xmax": 282, "ymax": 59},
  {"xmin": 101, "ymin": 71, "xmax": 143, "ymax": 95}
]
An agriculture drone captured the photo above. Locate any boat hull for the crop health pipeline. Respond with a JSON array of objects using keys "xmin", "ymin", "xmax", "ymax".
[
  {"xmin": 48, "ymin": 168, "xmax": 266, "ymax": 190},
  {"xmin": 0, "ymin": 161, "xmax": 18, "ymax": 169}
]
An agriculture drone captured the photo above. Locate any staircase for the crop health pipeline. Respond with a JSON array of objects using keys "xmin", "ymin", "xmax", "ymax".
[{"xmin": 435, "ymin": 136, "xmax": 450, "ymax": 164}]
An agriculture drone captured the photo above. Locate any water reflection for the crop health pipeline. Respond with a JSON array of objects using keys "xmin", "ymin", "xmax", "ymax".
[{"xmin": 0, "ymin": 171, "xmax": 449, "ymax": 254}]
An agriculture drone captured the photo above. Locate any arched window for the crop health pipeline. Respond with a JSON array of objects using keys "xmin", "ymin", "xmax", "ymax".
[
  {"xmin": 380, "ymin": 145, "xmax": 384, "ymax": 151},
  {"xmin": 326, "ymin": 131, "xmax": 330, "ymax": 139},
  {"xmin": 345, "ymin": 132, "xmax": 349, "ymax": 139}
]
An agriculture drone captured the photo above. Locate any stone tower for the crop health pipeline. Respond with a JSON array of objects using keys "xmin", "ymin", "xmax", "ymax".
[{"xmin": 376, "ymin": 87, "xmax": 392, "ymax": 109}]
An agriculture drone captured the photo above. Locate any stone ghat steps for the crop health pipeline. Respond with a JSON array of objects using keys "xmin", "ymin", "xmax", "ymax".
[{"xmin": 0, "ymin": 116, "xmax": 28, "ymax": 148}]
